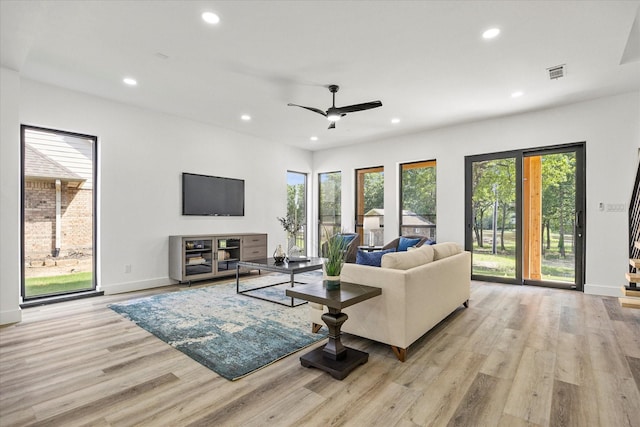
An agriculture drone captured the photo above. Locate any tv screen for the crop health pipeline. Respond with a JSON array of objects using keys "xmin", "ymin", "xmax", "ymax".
[{"xmin": 182, "ymin": 173, "xmax": 245, "ymax": 216}]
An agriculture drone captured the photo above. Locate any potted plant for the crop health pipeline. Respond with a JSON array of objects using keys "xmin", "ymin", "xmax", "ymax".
[{"xmin": 323, "ymin": 228, "xmax": 349, "ymax": 290}]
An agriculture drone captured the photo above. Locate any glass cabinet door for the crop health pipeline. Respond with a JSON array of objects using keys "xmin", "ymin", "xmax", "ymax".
[
  {"xmin": 216, "ymin": 238, "xmax": 240, "ymax": 273},
  {"xmin": 185, "ymin": 239, "xmax": 213, "ymax": 277}
]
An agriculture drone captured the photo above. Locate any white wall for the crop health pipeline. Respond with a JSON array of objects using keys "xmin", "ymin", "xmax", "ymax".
[
  {"xmin": 0, "ymin": 68, "xmax": 22, "ymax": 324},
  {"xmin": 1, "ymin": 73, "xmax": 637, "ymax": 325},
  {"xmin": 313, "ymin": 91, "xmax": 640, "ymax": 296},
  {"xmin": 0, "ymin": 75, "xmax": 312, "ymax": 320}
]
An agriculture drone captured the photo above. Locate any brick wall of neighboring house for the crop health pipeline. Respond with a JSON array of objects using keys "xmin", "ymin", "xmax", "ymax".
[{"xmin": 24, "ymin": 179, "xmax": 93, "ymax": 260}]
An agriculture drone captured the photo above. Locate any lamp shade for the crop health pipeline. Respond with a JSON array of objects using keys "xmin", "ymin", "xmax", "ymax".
[{"xmin": 363, "ymin": 216, "xmax": 380, "ymax": 231}]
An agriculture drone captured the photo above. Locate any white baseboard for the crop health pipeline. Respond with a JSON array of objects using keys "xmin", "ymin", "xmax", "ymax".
[
  {"xmin": 584, "ymin": 283, "xmax": 621, "ymax": 297},
  {"xmin": 101, "ymin": 277, "xmax": 174, "ymax": 295},
  {"xmin": 0, "ymin": 308, "xmax": 22, "ymax": 325}
]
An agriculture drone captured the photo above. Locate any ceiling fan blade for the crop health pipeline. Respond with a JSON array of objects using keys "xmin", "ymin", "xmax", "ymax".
[
  {"xmin": 287, "ymin": 103, "xmax": 327, "ymax": 117},
  {"xmin": 328, "ymin": 122, "xmax": 336, "ymax": 129},
  {"xmin": 337, "ymin": 101, "xmax": 382, "ymax": 114}
]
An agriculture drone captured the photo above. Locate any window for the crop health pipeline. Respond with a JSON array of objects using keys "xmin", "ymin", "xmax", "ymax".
[
  {"xmin": 286, "ymin": 171, "xmax": 307, "ymax": 255},
  {"xmin": 21, "ymin": 125, "xmax": 97, "ymax": 300},
  {"xmin": 318, "ymin": 171, "xmax": 341, "ymax": 252},
  {"xmin": 400, "ymin": 160, "xmax": 436, "ymax": 241},
  {"xmin": 356, "ymin": 166, "xmax": 384, "ymax": 246}
]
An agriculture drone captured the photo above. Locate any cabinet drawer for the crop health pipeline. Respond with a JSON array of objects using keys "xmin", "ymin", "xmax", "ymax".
[
  {"xmin": 242, "ymin": 246, "xmax": 267, "ymax": 260},
  {"xmin": 242, "ymin": 234, "xmax": 267, "ymax": 248}
]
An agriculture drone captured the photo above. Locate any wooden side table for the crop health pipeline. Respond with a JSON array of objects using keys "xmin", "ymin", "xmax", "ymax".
[{"xmin": 286, "ymin": 281, "xmax": 381, "ymax": 380}]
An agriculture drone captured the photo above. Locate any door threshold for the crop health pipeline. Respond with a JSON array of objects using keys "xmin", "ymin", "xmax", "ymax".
[
  {"xmin": 524, "ymin": 280, "xmax": 578, "ymax": 291},
  {"xmin": 21, "ymin": 290, "xmax": 104, "ymax": 308}
]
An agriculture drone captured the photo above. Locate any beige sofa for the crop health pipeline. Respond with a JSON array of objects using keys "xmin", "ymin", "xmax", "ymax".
[{"xmin": 310, "ymin": 242, "xmax": 471, "ymax": 361}]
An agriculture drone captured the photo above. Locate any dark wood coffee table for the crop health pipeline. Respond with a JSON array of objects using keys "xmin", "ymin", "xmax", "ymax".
[
  {"xmin": 236, "ymin": 257, "xmax": 324, "ymax": 307},
  {"xmin": 286, "ymin": 281, "xmax": 382, "ymax": 380}
]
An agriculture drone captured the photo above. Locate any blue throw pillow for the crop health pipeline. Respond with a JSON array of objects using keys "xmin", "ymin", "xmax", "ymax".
[
  {"xmin": 398, "ymin": 237, "xmax": 421, "ymax": 251},
  {"xmin": 356, "ymin": 248, "xmax": 395, "ymax": 267}
]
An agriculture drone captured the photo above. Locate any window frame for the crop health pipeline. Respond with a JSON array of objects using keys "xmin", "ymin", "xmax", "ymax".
[
  {"xmin": 286, "ymin": 170, "xmax": 308, "ymax": 255},
  {"xmin": 317, "ymin": 171, "xmax": 342, "ymax": 254},
  {"xmin": 355, "ymin": 166, "xmax": 384, "ymax": 246},
  {"xmin": 20, "ymin": 124, "xmax": 98, "ymax": 301},
  {"xmin": 399, "ymin": 159, "xmax": 437, "ymax": 240}
]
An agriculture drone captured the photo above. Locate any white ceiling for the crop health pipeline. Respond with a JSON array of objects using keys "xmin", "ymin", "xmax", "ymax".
[{"xmin": 2, "ymin": 1, "xmax": 639, "ymax": 151}]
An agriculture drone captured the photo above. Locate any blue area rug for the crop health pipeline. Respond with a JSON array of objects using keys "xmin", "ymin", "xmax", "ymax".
[{"xmin": 109, "ymin": 272, "xmax": 324, "ymax": 380}]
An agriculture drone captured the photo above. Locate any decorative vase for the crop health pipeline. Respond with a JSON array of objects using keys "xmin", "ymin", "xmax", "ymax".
[
  {"xmin": 273, "ymin": 244, "xmax": 286, "ymax": 263},
  {"xmin": 324, "ymin": 275, "xmax": 341, "ymax": 290},
  {"xmin": 287, "ymin": 234, "xmax": 296, "ymax": 257}
]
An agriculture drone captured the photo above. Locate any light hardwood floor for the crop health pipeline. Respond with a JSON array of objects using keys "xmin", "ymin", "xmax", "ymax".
[{"xmin": 1, "ymin": 279, "xmax": 639, "ymax": 426}]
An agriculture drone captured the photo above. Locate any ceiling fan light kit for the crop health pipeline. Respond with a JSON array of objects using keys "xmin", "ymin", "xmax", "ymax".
[{"xmin": 288, "ymin": 84, "xmax": 382, "ymax": 129}]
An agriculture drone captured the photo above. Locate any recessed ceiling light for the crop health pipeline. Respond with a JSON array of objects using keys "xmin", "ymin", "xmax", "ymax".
[
  {"xmin": 482, "ymin": 28, "xmax": 500, "ymax": 39},
  {"xmin": 241, "ymin": 114, "xmax": 251, "ymax": 121},
  {"xmin": 123, "ymin": 77, "xmax": 137, "ymax": 86},
  {"xmin": 511, "ymin": 91, "xmax": 524, "ymax": 98},
  {"xmin": 310, "ymin": 136, "xmax": 318, "ymax": 141},
  {"xmin": 202, "ymin": 12, "xmax": 220, "ymax": 25},
  {"xmin": 391, "ymin": 118, "xmax": 401, "ymax": 124}
]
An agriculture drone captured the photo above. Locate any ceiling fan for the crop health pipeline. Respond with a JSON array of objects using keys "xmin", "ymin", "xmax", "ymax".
[{"xmin": 287, "ymin": 85, "xmax": 382, "ymax": 129}]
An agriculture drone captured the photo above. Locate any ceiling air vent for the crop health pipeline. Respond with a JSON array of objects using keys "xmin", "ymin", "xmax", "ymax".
[{"xmin": 547, "ymin": 64, "xmax": 565, "ymax": 80}]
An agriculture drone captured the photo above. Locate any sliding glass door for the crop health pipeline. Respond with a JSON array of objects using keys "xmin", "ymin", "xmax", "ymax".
[
  {"xmin": 522, "ymin": 149, "xmax": 584, "ymax": 287},
  {"xmin": 465, "ymin": 143, "xmax": 585, "ymax": 290},
  {"xmin": 467, "ymin": 156, "xmax": 519, "ymax": 281}
]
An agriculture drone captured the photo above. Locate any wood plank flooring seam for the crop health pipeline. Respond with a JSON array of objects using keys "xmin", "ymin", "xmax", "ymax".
[{"xmin": 2, "ymin": 281, "xmax": 640, "ymax": 426}]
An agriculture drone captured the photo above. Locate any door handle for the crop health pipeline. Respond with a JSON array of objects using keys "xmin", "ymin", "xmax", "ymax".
[{"xmin": 575, "ymin": 210, "xmax": 583, "ymax": 237}]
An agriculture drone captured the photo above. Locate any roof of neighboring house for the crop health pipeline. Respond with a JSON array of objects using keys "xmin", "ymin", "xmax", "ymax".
[
  {"xmin": 401, "ymin": 212, "xmax": 435, "ymax": 227},
  {"xmin": 364, "ymin": 208, "xmax": 434, "ymax": 226},
  {"xmin": 24, "ymin": 145, "xmax": 84, "ymax": 182}
]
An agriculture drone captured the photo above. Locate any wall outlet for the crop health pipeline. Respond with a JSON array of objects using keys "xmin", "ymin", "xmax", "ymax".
[{"xmin": 124, "ymin": 264, "xmax": 132, "ymax": 273}]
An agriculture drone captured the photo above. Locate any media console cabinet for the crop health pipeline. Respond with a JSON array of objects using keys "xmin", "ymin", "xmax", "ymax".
[{"xmin": 169, "ymin": 233, "xmax": 267, "ymax": 284}]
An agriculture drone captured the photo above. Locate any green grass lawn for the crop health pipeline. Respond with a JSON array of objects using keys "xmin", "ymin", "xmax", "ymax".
[
  {"xmin": 25, "ymin": 272, "xmax": 93, "ymax": 297},
  {"xmin": 472, "ymin": 230, "xmax": 575, "ymax": 282},
  {"xmin": 472, "ymin": 252, "xmax": 573, "ymax": 282}
]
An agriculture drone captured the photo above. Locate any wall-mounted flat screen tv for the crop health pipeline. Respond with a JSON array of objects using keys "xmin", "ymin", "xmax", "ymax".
[{"xmin": 182, "ymin": 172, "xmax": 245, "ymax": 216}]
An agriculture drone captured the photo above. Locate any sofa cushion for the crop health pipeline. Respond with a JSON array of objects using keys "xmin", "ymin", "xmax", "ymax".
[
  {"xmin": 398, "ymin": 236, "xmax": 422, "ymax": 251},
  {"xmin": 432, "ymin": 242, "xmax": 462, "ymax": 260},
  {"xmin": 381, "ymin": 245, "xmax": 434, "ymax": 270},
  {"xmin": 356, "ymin": 248, "xmax": 395, "ymax": 267}
]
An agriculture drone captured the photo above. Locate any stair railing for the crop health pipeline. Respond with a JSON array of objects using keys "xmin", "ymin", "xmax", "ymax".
[{"xmin": 629, "ymin": 161, "xmax": 640, "ymax": 273}]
